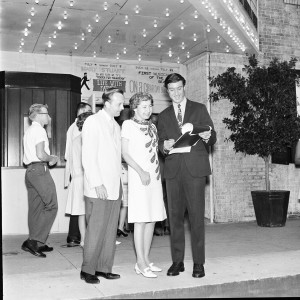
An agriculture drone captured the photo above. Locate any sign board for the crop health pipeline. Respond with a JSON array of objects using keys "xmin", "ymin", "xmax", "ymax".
[{"xmin": 76, "ymin": 62, "xmax": 179, "ymax": 104}]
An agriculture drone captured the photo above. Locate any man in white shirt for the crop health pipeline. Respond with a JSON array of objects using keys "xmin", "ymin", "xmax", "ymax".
[
  {"xmin": 80, "ymin": 88, "xmax": 125, "ymax": 284},
  {"xmin": 22, "ymin": 103, "xmax": 58, "ymax": 258}
]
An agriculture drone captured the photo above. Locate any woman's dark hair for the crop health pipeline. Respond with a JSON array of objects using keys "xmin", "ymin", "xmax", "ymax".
[
  {"xmin": 76, "ymin": 102, "xmax": 92, "ymax": 117},
  {"xmin": 164, "ymin": 73, "xmax": 186, "ymax": 89},
  {"xmin": 76, "ymin": 111, "xmax": 93, "ymax": 131}
]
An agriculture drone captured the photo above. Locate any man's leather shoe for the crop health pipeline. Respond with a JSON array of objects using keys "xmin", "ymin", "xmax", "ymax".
[
  {"xmin": 39, "ymin": 245, "xmax": 53, "ymax": 252},
  {"xmin": 67, "ymin": 237, "xmax": 80, "ymax": 244},
  {"xmin": 192, "ymin": 263, "xmax": 205, "ymax": 278},
  {"xmin": 80, "ymin": 271, "xmax": 100, "ymax": 284},
  {"xmin": 67, "ymin": 237, "xmax": 80, "ymax": 247},
  {"xmin": 167, "ymin": 262, "xmax": 185, "ymax": 276},
  {"xmin": 95, "ymin": 271, "xmax": 120, "ymax": 280},
  {"xmin": 21, "ymin": 240, "xmax": 46, "ymax": 258}
]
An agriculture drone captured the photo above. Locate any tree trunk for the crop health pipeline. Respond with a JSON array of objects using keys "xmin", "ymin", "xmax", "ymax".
[{"xmin": 264, "ymin": 155, "xmax": 271, "ymax": 191}]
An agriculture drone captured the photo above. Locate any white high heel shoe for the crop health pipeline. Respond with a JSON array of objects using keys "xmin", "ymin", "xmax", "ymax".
[
  {"xmin": 134, "ymin": 263, "xmax": 157, "ymax": 278},
  {"xmin": 149, "ymin": 263, "xmax": 162, "ymax": 272}
]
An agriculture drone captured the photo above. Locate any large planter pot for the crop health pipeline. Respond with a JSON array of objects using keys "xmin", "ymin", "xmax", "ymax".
[{"xmin": 251, "ymin": 190, "xmax": 290, "ymax": 227}]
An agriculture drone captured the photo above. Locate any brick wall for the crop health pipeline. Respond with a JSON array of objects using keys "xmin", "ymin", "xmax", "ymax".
[{"xmin": 259, "ymin": 0, "xmax": 300, "ymax": 62}]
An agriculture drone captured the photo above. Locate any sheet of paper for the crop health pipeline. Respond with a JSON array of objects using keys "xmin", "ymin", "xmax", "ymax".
[{"xmin": 169, "ymin": 146, "xmax": 191, "ymax": 154}]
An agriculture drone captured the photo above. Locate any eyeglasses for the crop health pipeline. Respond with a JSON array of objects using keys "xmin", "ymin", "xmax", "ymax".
[{"xmin": 38, "ymin": 112, "xmax": 49, "ymax": 115}]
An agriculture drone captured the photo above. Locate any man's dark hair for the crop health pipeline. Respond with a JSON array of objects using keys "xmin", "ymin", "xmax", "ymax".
[
  {"xmin": 102, "ymin": 87, "xmax": 124, "ymax": 104},
  {"xmin": 164, "ymin": 73, "xmax": 186, "ymax": 89},
  {"xmin": 76, "ymin": 102, "xmax": 91, "ymax": 116}
]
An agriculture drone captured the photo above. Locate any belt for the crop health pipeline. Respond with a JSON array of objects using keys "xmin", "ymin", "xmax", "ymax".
[{"xmin": 27, "ymin": 161, "xmax": 47, "ymax": 166}]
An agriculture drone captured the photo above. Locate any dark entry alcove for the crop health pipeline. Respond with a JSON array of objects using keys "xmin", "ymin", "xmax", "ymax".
[{"xmin": 0, "ymin": 71, "xmax": 81, "ymax": 167}]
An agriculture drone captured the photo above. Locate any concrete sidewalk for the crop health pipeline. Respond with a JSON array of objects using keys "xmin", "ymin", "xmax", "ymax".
[{"xmin": 3, "ymin": 218, "xmax": 300, "ymax": 299}]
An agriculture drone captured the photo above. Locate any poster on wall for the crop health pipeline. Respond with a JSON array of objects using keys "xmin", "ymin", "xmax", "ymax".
[{"xmin": 76, "ymin": 62, "xmax": 179, "ymax": 103}]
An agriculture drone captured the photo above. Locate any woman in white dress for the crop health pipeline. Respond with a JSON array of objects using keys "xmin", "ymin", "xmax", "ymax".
[
  {"xmin": 121, "ymin": 92, "xmax": 167, "ymax": 278},
  {"xmin": 65, "ymin": 111, "xmax": 93, "ymax": 247}
]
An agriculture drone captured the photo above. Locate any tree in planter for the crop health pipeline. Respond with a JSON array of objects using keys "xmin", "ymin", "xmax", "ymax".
[{"xmin": 209, "ymin": 55, "xmax": 300, "ymax": 191}]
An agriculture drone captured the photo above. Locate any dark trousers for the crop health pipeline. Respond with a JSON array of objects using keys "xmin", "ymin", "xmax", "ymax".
[
  {"xmin": 25, "ymin": 163, "xmax": 58, "ymax": 244},
  {"xmin": 67, "ymin": 215, "xmax": 80, "ymax": 241},
  {"xmin": 166, "ymin": 158, "xmax": 206, "ymax": 264},
  {"xmin": 82, "ymin": 192, "xmax": 121, "ymax": 274}
]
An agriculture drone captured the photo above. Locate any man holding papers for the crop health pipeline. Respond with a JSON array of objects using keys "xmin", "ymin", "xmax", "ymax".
[{"xmin": 157, "ymin": 73, "xmax": 216, "ymax": 278}]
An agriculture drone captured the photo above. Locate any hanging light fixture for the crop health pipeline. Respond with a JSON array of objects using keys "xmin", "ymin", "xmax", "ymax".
[
  {"xmin": 134, "ymin": 5, "xmax": 140, "ymax": 14},
  {"xmin": 181, "ymin": 42, "xmax": 185, "ymax": 50},
  {"xmin": 87, "ymin": 24, "xmax": 92, "ymax": 33},
  {"xmin": 180, "ymin": 22, "xmax": 185, "ymax": 30},
  {"xmin": 142, "ymin": 29, "xmax": 147, "ymax": 38},
  {"xmin": 123, "ymin": 47, "xmax": 127, "ymax": 54},
  {"xmin": 153, "ymin": 19, "xmax": 158, "ymax": 28},
  {"xmin": 103, "ymin": 2, "xmax": 108, "ymax": 10},
  {"xmin": 53, "ymin": 31, "xmax": 57, "ymax": 38},
  {"xmin": 95, "ymin": 14, "xmax": 100, "ymax": 22},
  {"xmin": 24, "ymin": 28, "xmax": 29, "ymax": 36},
  {"xmin": 93, "ymin": 51, "xmax": 96, "ymax": 57},
  {"xmin": 81, "ymin": 33, "xmax": 85, "ymax": 40},
  {"xmin": 217, "ymin": 35, "xmax": 221, "ymax": 43},
  {"xmin": 74, "ymin": 43, "xmax": 78, "ymax": 49},
  {"xmin": 206, "ymin": 25, "xmax": 211, "ymax": 32},
  {"xmin": 157, "ymin": 41, "xmax": 162, "ymax": 48},
  {"xmin": 177, "ymin": 57, "xmax": 180, "ymax": 64},
  {"xmin": 35, "ymin": 0, "xmax": 39, "ymax": 3},
  {"xmin": 165, "ymin": 8, "xmax": 170, "ymax": 17},
  {"xmin": 193, "ymin": 33, "xmax": 197, "ymax": 41},
  {"xmin": 138, "ymin": 54, "xmax": 141, "ymax": 61},
  {"xmin": 116, "ymin": 53, "xmax": 120, "ymax": 60},
  {"xmin": 63, "ymin": 11, "xmax": 68, "ymax": 20},
  {"xmin": 168, "ymin": 48, "xmax": 172, "ymax": 57},
  {"xmin": 168, "ymin": 32, "xmax": 172, "ymax": 39},
  {"xmin": 57, "ymin": 21, "xmax": 62, "ymax": 30},
  {"xmin": 108, "ymin": 35, "xmax": 112, "ymax": 43},
  {"xmin": 20, "ymin": 38, "xmax": 24, "ymax": 46},
  {"xmin": 69, "ymin": 0, "xmax": 74, "ymax": 7},
  {"xmin": 186, "ymin": 51, "xmax": 190, "ymax": 58},
  {"xmin": 27, "ymin": 19, "xmax": 31, "ymax": 27},
  {"xmin": 194, "ymin": 10, "xmax": 199, "ymax": 18}
]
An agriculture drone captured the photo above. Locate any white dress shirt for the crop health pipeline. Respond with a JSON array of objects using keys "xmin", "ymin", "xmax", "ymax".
[{"xmin": 23, "ymin": 121, "xmax": 50, "ymax": 165}]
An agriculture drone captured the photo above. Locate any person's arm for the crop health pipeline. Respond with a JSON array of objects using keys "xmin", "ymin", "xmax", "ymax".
[
  {"xmin": 36, "ymin": 142, "xmax": 58, "ymax": 166},
  {"xmin": 157, "ymin": 114, "xmax": 175, "ymax": 156},
  {"xmin": 121, "ymin": 138, "xmax": 150, "ymax": 185},
  {"xmin": 194, "ymin": 105, "xmax": 217, "ymax": 146},
  {"xmin": 81, "ymin": 117, "xmax": 107, "ymax": 199}
]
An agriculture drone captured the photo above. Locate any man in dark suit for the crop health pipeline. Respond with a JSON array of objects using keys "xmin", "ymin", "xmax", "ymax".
[{"xmin": 157, "ymin": 73, "xmax": 216, "ymax": 278}]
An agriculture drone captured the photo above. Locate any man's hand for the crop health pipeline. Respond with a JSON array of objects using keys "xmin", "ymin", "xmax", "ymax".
[
  {"xmin": 164, "ymin": 139, "xmax": 175, "ymax": 151},
  {"xmin": 199, "ymin": 127, "xmax": 212, "ymax": 142},
  {"xmin": 181, "ymin": 123, "xmax": 193, "ymax": 134},
  {"xmin": 49, "ymin": 155, "xmax": 58, "ymax": 166},
  {"xmin": 95, "ymin": 185, "xmax": 108, "ymax": 200}
]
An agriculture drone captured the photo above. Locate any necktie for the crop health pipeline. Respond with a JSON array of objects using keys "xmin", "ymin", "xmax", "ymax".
[{"xmin": 177, "ymin": 104, "xmax": 183, "ymax": 128}]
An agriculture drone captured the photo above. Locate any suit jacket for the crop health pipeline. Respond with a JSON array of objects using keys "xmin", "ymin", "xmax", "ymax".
[
  {"xmin": 157, "ymin": 99, "xmax": 216, "ymax": 179},
  {"xmin": 82, "ymin": 110, "xmax": 122, "ymax": 199}
]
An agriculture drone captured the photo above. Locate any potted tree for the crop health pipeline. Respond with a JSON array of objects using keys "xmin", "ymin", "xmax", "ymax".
[{"xmin": 209, "ymin": 55, "xmax": 300, "ymax": 227}]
